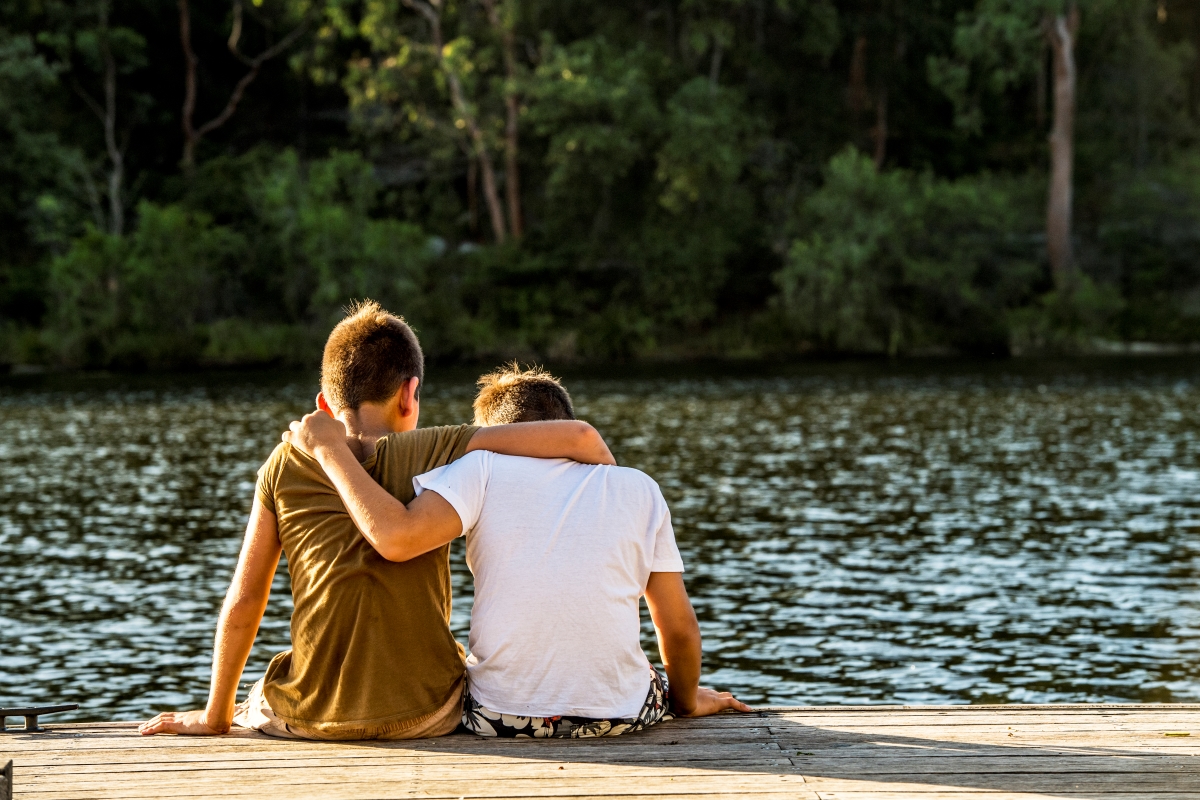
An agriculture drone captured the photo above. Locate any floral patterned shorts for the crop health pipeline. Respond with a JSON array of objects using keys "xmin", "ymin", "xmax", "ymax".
[{"xmin": 461, "ymin": 668, "xmax": 673, "ymax": 738}]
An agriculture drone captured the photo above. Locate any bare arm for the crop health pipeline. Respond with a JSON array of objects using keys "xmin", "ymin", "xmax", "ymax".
[
  {"xmin": 644, "ymin": 571, "xmax": 752, "ymax": 717},
  {"xmin": 139, "ymin": 500, "xmax": 281, "ymax": 735},
  {"xmin": 293, "ymin": 424, "xmax": 464, "ymax": 562},
  {"xmin": 281, "ymin": 412, "xmax": 612, "ymax": 561},
  {"xmin": 466, "ymin": 420, "xmax": 615, "ymax": 466}
]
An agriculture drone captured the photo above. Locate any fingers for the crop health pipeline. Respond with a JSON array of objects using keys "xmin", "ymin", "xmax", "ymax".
[
  {"xmin": 138, "ymin": 713, "xmax": 174, "ymax": 736},
  {"xmin": 723, "ymin": 693, "xmax": 754, "ymax": 713},
  {"xmin": 138, "ymin": 710, "xmax": 224, "ymax": 736},
  {"xmin": 282, "ymin": 414, "xmax": 318, "ymax": 449},
  {"xmin": 689, "ymin": 687, "xmax": 753, "ymax": 716}
]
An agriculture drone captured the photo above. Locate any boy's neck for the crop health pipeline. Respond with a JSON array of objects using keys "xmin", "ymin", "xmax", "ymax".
[{"xmin": 336, "ymin": 403, "xmax": 417, "ymax": 461}]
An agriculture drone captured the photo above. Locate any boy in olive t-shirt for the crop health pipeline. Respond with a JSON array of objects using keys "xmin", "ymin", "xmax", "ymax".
[{"xmin": 140, "ymin": 301, "xmax": 615, "ymax": 740}]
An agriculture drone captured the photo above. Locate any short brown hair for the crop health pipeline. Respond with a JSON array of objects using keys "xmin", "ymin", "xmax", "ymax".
[
  {"xmin": 321, "ymin": 300, "xmax": 424, "ymax": 411},
  {"xmin": 473, "ymin": 363, "xmax": 575, "ymax": 425}
]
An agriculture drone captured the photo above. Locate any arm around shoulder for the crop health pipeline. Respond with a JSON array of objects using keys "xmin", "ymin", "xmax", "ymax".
[{"xmin": 466, "ymin": 420, "xmax": 615, "ymax": 465}]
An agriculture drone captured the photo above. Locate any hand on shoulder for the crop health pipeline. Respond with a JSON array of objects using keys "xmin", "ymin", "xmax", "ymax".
[{"xmin": 283, "ymin": 410, "xmax": 349, "ymax": 460}]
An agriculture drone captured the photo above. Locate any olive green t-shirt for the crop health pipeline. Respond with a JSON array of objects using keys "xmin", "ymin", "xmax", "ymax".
[{"xmin": 254, "ymin": 424, "xmax": 478, "ymax": 737}]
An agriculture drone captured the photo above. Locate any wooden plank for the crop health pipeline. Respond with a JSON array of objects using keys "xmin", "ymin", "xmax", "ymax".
[
  {"xmin": 11, "ymin": 724, "xmax": 1197, "ymax": 750},
  {"xmin": 10, "ymin": 707, "xmax": 1200, "ymax": 800},
  {"xmin": 815, "ymin": 795, "xmax": 1200, "ymax": 800},
  {"xmin": 17, "ymin": 740, "xmax": 1200, "ymax": 770},
  {"xmin": 16, "ymin": 774, "xmax": 810, "ymax": 798},
  {"xmin": 10, "ymin": 743, "xmax": 783, "ymax": 768},
  {"xmin": 24, "ymin": 793, "xmax": 817, "ymax": 800},
  {"xmin": 17, "ymin": 761, "xmax": 798, "ymax": 782},
  {"xmin": 799, "ymin": 774, "xmax": 1200, "ymax": 791},
  {"xmin": 14, "ymin": 753, "xmax": 1200, "ymax": 778},
  {"xmin": 1, "ymin": 734, "xmax": 782, "ymax": 759},
  {"xmin": 7, "ymin": 719, "xmax": 1198, "ymax": 757}
]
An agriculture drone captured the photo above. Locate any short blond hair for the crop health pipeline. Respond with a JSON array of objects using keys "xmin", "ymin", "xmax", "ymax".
[{"xmin": 473, "ymin": 363, "xmax": 575, "ymax": 425}]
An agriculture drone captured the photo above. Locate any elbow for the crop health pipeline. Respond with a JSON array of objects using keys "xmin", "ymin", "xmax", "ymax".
[
  {"xmin": 377, "ymin": 543, "xmax": 414, "ymax": 563},
  {"xmin": 661, "ymin": 613, "xmax": 702, "ymax": 654},
  {"xmin": 375, "ymin": 534, "xmax": 418, "ymax": 563},
  {"xmin": 576, "ymin": 422, "xmax": 616, "ymax": 465},
  {"xmin": 664, "ymin": 626, "xmax": 700, "ymax": 653},
  {"xmin": 220, "ymin": 593, "xmax": 268, "ymax": 625}
]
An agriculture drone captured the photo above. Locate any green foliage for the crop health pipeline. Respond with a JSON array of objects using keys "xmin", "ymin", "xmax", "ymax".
[
  {"xmin": 42, "ymin": 150, "xmax": 437, "ymax": 368},
  {"xmin": 249, "ymin": 150, "xmax": 434, "ymax": 324},
  {"xmin": 1094, "ymin": 154, "xmax": 1200, "ymax": 342},
  {"xmin": 928, "ymin": 0, "xmax": 1053, "ymax": 135},
  {"xmin": 0, "ymin": 28, "xmax": 77, "ymax": 324},
  {"xmin": 47, "ymin": 204, "xmax": 244, "ymax": 368},
  {"xmin": 1, "ymin": 0, "xmax": 1200, "ymax": 368},
  {"xmin": 775, "ymin": 149, "xmax": 1040, "ymax": 355}
]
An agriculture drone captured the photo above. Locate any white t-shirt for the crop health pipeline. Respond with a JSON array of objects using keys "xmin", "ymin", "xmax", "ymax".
[{"xmin": 413, "ymin": 451, "xmax": 684, "ymax": 718}]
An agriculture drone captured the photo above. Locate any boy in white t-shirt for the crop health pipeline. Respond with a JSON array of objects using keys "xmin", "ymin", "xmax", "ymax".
[{"xmin": 284, "ymin": 366, "xmax": 750, "ymax": 737}]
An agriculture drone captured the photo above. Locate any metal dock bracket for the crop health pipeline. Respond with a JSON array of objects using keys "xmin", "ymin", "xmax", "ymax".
[{"xmin": 0, "ymin": 705, "xmax": 78, "ymax": 733}]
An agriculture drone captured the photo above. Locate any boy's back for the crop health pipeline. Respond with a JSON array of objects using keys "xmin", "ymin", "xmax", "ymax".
[
  {"xmin": 256, "ymin": 424, "xmax": 476, "ymax": 738},
  {"xmin": 414, "ymin": 451, "xmax": 683, "ymax": 719}
]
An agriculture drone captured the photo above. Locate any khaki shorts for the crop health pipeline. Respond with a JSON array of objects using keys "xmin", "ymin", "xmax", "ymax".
[{"xmin": 233, "ymin": 678, "xmax": 464, "ymax": 740}]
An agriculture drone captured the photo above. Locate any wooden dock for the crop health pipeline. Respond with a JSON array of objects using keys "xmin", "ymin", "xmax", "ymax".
[{"xmin": 4, "ymin": 705, "xmax": 1199, "ymax": 799}]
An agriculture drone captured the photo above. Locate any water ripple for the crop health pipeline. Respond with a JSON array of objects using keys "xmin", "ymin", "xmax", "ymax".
[{"xmin": 2, "ymin": 361, "xmax": 1199, "ymax": 720}]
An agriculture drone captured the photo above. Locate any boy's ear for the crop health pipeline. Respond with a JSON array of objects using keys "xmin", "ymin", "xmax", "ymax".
[
  {"xmin": 397, "ymin": 377, "xmax": 419, "ymax": 419},
  {"xmin": 316, "ymin": 392, "xmax": 334, "ymax": 415}
]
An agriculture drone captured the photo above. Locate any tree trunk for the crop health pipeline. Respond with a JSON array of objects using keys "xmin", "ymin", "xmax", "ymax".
[
  {"xmin": 467, "ymin": 154, "xmax": 479, "ymax": 236},
  {"xmin": 1035, "ymin": 39, "xmax": 1047, "ymax": 132},
  {"xmin": 872, "ymin": 86, "xmax": 888, "ymax": 168},
  {"xmin": 99, "ymin": 3, "xmax": 124, "ymax": 236},
  {"xmin": 481, "ymin": 0, "xmax": 523, "ymax": 237},
  {"xmin": 709, "ymin": 40, "xmax": 723, "ymax": 89},
  {"xmin": 475, "ymin": 141, "xmax": 507, "ymax": 243},
  {"xmin": 405, "ymin": 0, "xmax": 507, "ymax": 242},
  {"xmin": 179, "ymin": 0, "xmax": 200, "ymax": 171},
  {"xmin": 1045, "ymin": 4, "xmax": 1079, "ymax": 293},
  {"xmin": 848, "ymin": 34, "xmax": 869, "ymax": 118},
  {"xmin": 179, "ymin": 0, "xmax": 311, "ymax": 170}
]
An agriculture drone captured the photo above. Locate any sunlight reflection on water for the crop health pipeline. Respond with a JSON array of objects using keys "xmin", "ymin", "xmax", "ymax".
[{"xmin": 2, "ymin": 360, "xmax": 1199, "ymax": 720}]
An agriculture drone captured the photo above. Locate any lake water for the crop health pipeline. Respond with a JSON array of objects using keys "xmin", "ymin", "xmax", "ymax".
[{"xmin": 2, "ymin": 359, "xmax": 1200, "ymax": 721}]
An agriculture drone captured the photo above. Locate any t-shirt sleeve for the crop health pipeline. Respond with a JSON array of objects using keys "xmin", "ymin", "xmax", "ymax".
[
  {"xmin": 412, "ymin": 450, "xmax": 493, "ymax": 537},
  {"xmin": 649, "ymin": 487, "xmax": 685, "ymax": 573},
  {"xmin": 254, "ymin": 443, "xmax": 289, "ymax": 515},
  {"xmin": 371, "ymin": 425, "xmax": 481, "ymax": 502}
]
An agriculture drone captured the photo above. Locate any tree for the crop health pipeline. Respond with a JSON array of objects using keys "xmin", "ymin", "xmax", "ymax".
[
  {"xmin": 178, "ymin": 0, "xmax": 316, "ymax": 170},
  {"xmin": 0, "ymin": 29, "xmax": 77, "ymax": 325},
  {"xmin": 394, "ymin": 0, "xmax": 508, "ymax": 242},
  {"xmin": 930, "ymin": 0, "xmax": 1080, "ymax": 292},
  {"xmin": 1044, "ymin": 1, "xmax": 1078, "ymax": 291},
  {"xmin": 480, "ymin": 0, "xmax": 522, "ymax": 237},
  {"xmin": 40, "ymin": 0, "xmax": 148, "ymax": 237}
]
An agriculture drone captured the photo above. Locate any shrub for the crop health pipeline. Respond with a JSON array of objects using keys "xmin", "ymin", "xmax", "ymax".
[
  {"xmin": 774, "ymin": 148, "xmax": 1041, "ymax": 355},
  {"xmin": 46, "ymin": 203, "xmax": 244, "ymax": 368},
  {"xmin": 1093, "ymin": 154, "xmax": 1200, "ymax": 343}
]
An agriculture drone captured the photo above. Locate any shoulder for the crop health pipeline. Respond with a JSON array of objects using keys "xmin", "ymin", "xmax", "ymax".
[
  {"xmin": 254, "ymin": 441, "xmax": 294, "ymax": 512},
  {"xmin": 380, "ymin": 424, "xmax": 476, "ymax": 447},
  {"xmin": 608, "ymin": 464, "xmax": 662, "ymax": 492},
  {"xmin": 607, "ymin": 465, "xmax": 669, "ymax": 510},
  {"xmin": 376, "ymin": 425, "xmax": 480, "ymax": 481},
  {"xmin": 258, "ymin": 441, "xmax": 292, "ymax": 479},
  {"xmin": 378, "ymin": 424, "xmax": 476, "ymax": 458}
]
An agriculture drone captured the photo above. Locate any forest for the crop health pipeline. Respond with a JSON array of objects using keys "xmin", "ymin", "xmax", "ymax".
[{"xmin": 0, "ymin": 0, "xmax": 1198, "ymax": 368}]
